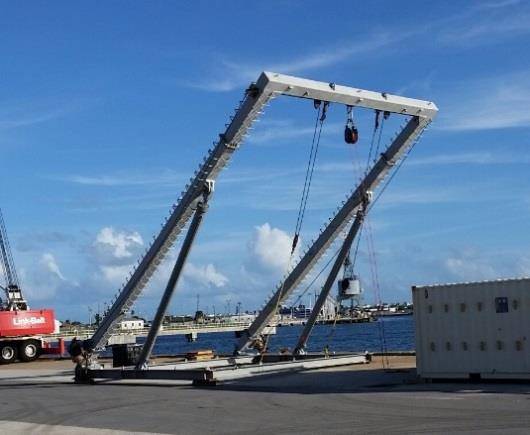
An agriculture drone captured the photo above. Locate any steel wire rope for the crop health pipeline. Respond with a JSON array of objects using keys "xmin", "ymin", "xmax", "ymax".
[
  {"xmin": 286, "ymin": 124, "xmax": 417, "ymax": 354},
  {"xmin": 328, "ymin": 115, "xmax": 418, "ymax": 364},
  {"xmin": 362, "ymin": 113, "xmax": 399, "ymax": 368},
  {"xmin": 267, "ymin": 115, "xmax": 425, "ymax": 357},
  {"xmin": 323, "ymin": 108, "xmax": 378, "ymax": 351},
  {"xmin": 365, "ymin": 218, "xmax": 389, "ymax": 368},
  {"xmin": 258, "ymin": 102, "xmax": 329, "ymax": 361},
  {"xmin": 298, "ymin": 108, "xmax": 327, "ymax": 238},
  {"xmin": 292, "ymin": 103, "xmax": 323, "ymax": 254},
  {"xmin": 364, "ymin": 118, "xmax": 427, "ymax": 369},
  {"xmin": 373, "ymin": 115, "xmax": 386, "ymax": 159}
]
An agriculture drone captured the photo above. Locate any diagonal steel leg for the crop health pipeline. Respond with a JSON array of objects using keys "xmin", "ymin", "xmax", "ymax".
[
  {"xmin": 293, "ymin": 205, "xmax": 366, "ymax": 355},
  {"xmin": 136, "ymin": 190, "xmax": 211, "ymax": 369},
  {"xmin": 235, "ymin": 116, "xmax": 428, "ymax": 354}
]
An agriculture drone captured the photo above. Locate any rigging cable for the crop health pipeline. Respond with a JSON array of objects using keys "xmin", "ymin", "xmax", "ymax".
[
  {"xmin": 365, "ymin": 218, "xmax": 389, "ymax": 369},
  {"xmin": 257, "ymin": 100, "xmax": 329, "ymax": 360},
  {"xmin": 323, "ymin": 108, "xmax": 377, "ymax": 351},
  {"xmin": 362, "ymin": 110, "xmax": 390, "ymax": 368},
  {"xmin": 306, "ymin": 118, "xmax": 426, "ymax": 355},
  {"xmin": 366, "ymin": 110, "xmax": 386, "ymax": 172},
  {"xmin": 363, "ymin": 117, "xmax": 428, "ymax": 369},
  {"xmin": 278, "ymin": 114, "xmax": 424, "ymax": 356},
  {"xmin": 291, "ymin": 101, "xmax": 329, "ymax": 255}
]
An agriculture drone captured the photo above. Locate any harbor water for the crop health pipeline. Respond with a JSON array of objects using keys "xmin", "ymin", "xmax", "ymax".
[{"xmin": 138, "ymin": 315, "xmax": 414, "ymax": 356}]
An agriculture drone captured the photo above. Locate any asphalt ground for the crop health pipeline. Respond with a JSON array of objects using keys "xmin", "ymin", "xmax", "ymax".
[{"xmin": 1, "ymin": 356, "xmax": 530, "ymax": 434}]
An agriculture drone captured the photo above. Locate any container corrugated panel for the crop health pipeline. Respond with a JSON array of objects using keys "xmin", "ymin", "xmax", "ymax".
[{"xmin": 412, "ymin": 278, "xmax": 530, "ymax": 380}]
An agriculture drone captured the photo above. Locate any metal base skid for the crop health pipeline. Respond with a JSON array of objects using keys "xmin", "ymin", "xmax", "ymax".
[{"xmin": 87, "ymin": 353, "xmax": 368, "ymax": 385}]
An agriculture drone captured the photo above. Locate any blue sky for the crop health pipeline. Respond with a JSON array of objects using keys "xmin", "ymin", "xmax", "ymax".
[{"xmin": 1, "ymin": 0, "xmax": 530, "ymax": 321}]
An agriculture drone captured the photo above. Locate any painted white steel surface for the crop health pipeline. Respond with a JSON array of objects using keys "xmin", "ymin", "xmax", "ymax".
[
  {"xmin": 413, "ymin": 278, "xmax": 530, "ymax": 379},
  {"xmin": 263, "ymin": 72, "xmax": 438, "ymax": 119}
]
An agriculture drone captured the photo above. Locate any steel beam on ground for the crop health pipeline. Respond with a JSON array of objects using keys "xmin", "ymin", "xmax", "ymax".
[
  {"xmin": 147, "ymin": 356, "xmax": 254, "ymax": 370},
  {"xmin": 206, "ymin": 354, "xmax": 368, "ymax": 383},
  {"xmin": 87, "ymin": 354, "xmax": 368, "ymax": 383}
]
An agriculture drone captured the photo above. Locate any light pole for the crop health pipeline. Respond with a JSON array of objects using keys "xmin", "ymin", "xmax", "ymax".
[{"xmin": 88, "ymin": 307, "xmax": 93, "ymax": 327}]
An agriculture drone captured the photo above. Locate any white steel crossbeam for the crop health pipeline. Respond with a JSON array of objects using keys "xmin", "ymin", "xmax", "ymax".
[{"xmin": 261, "ymin": 72, "xmax": 437, "ymax": 119}]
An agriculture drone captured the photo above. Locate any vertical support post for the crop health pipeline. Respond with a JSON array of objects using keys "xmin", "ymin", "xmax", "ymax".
[
  {"xmin": 293, "ymin": 203, "xmax": 367, "ymax": 355},
  {"xmin": 136, "ymin": 188, "xmax": 212, "ymax": 369}
]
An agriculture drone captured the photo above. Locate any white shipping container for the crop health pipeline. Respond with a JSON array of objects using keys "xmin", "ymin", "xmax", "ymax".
[{"xmin": 412, "ymin": 277, "xmax": 530, "ymax": 380}]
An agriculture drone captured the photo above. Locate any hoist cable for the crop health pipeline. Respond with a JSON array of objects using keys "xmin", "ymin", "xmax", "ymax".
[
  {"xmin": 373, "ymin": 116, "xmax": 386, "ymax": 159},
  {"xmin": 365, "ymin": 119, "xmax": 379, "ymax": 171},
  {"xmin": 305, "ymin": 118, "xmax": 426, "ymax": 355},
  {"xmin": 327, "ymin": 116, "xmax": 417, "ymax": 358},
  {"xmin": 350, "ymin": 223, "xmax": 364, "ymax": 269},
  {"xmin": 362, "ymin": 118, "xmax": 426, "ymax": 369},
  {"xmin": 259, "ymin": 102, "xmax": 329, "ymax": 359},
  {"xmin": 292, "ymin": 104, "xmax": 322, "ymax": 252},
  {"xmin": 367, "ymin": 126, "xmax": 420, "ymax": 213},
  {"xmin": 296, "ymin": 107, "xmax": 326, "ymax": 240},
  {"xmin": 325, "ymin": 110, "xmax": 377, "ymax": 351},
  {"xmin": 365, "ymin": 218, "xmax": 389, "ymax": 368}
]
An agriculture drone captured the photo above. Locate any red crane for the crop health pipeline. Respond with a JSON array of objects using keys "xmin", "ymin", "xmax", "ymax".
[{"xmin": 0, "ymin": 208, "xmax": 55, "ymax": 363}]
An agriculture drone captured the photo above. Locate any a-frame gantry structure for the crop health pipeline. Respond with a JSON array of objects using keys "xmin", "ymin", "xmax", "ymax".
[{"xmin": 75, "ymin": 72, "xmax": 437, "ymax": 383}]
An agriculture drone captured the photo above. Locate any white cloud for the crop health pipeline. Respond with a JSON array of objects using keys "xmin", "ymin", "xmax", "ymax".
[
  {"xmin": 438, "ymin": 10, "xmax": 530, "ymax": 47},
  {"xmin": 94, "ymin": 227, "xmax": 144, "ymax": 260},
  {"xmin": 0, "ymin": 98, "xmax": 96, "ymax": 131},
  {"xmin": 476, "ymin": 0, "xmax": 522, "ymax": 9},
  {"xmin": 248, "ymin": 120, "xmax": 319, "ymax": 145},
  {"xmin": 91, "ymin": 227, "xmax": 145, "ymax": 290},
  {"xmin": 19, "ymin": 253, "xmax": 77, "ymax": 303},
  {"xmin": 187, "ymin": 32, "xmax": 407, "ymax": 92},
  {"xmin": 188, "ymin": 5, "xmax": 530, "ymax": 94},
  {"xmin": 407, "ymin": 152, "xmax": 530, "ymax": 166},
  {"xmin": 438, "ymin": 71, "xmax": 530, "ymax": 131},
  {"xmin": 61, "ymin": 170, "xmax": 182, "ymax": 187},
  {"xmin": 517, "ymin": 257, "xmax": 530, "ymax": 276},
  {"xmin": 100, "ymin": 264, "xmax": 132, "ymax": 286},
  {"xmin": 247, "ymin": 223, "xmax": 297, "ymax": 273},
  {"xmin": 445, "ymin": 257, "xmax": 497, "ymax": 281},
  {"xmin": 438, "ymin": 248, "xmax": 530, "ymax": 285},
  {"xmin": 40, "ymin": 253, "xmax": 66, "ymax": 281},
  {"xmin": 247, "ymin": 119, "xmax": 342, "ymax": 146},
  {"xmin": 184, "ymin": 263, "xmax": 228, "ymax": 288}
]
